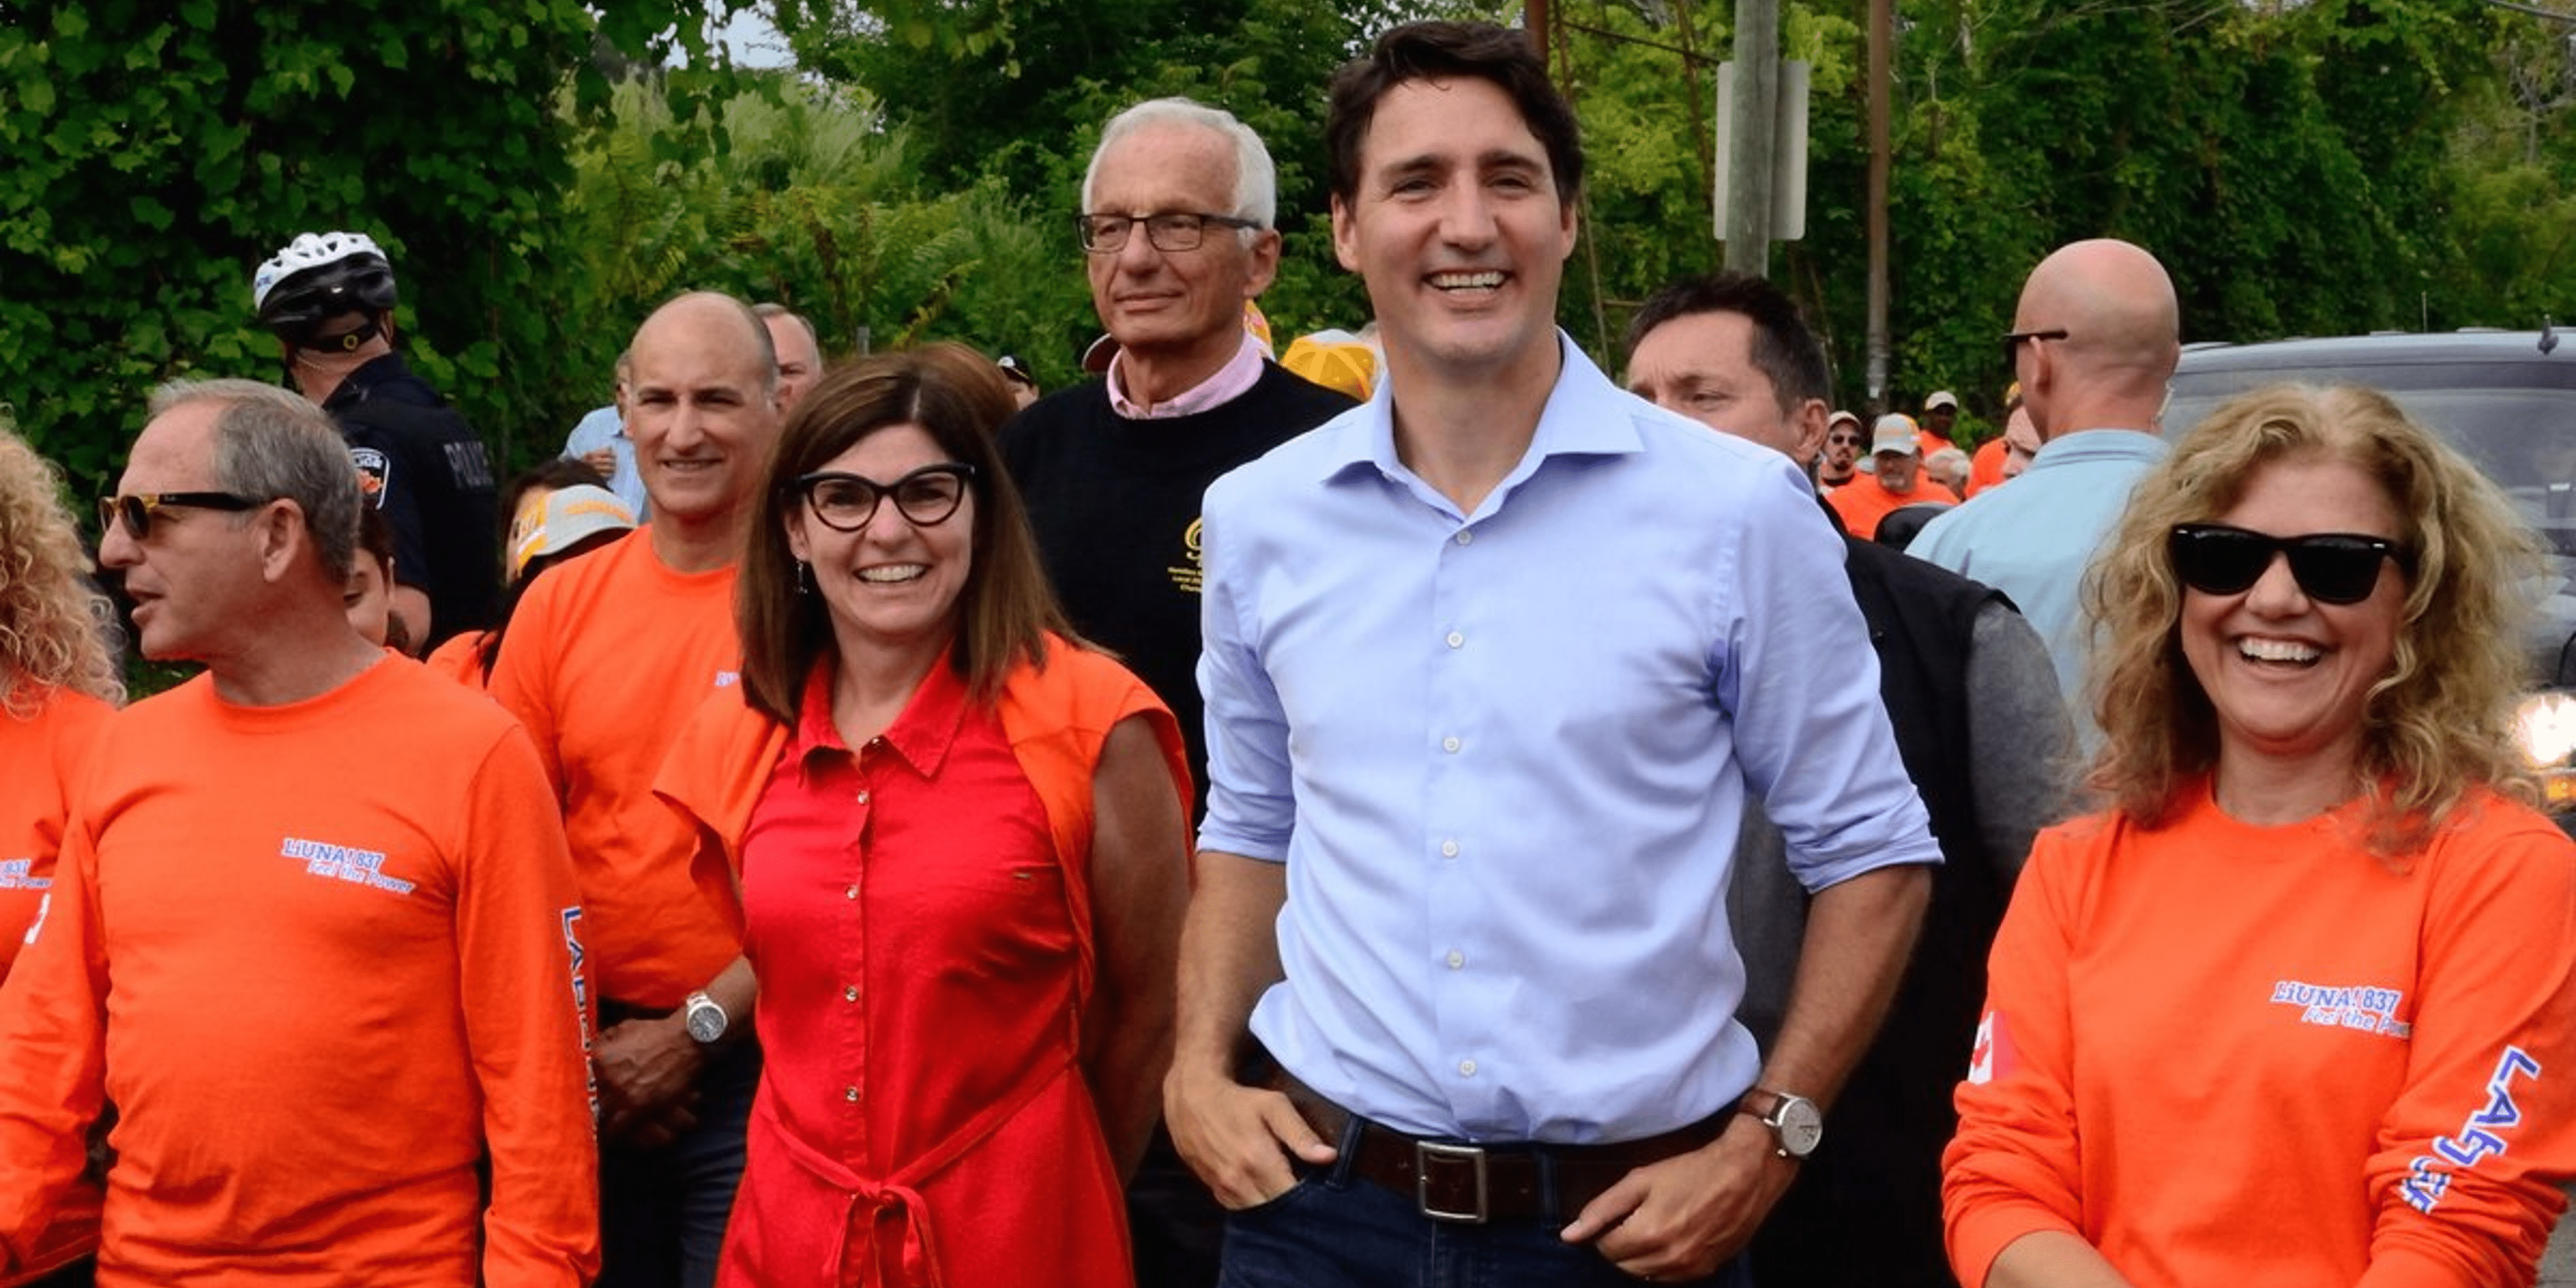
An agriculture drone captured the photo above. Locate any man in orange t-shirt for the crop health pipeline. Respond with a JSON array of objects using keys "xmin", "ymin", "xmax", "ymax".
[
  {"xmin": 0, "ymin": 379, "xmax": 597, "ymax": 1285},
  {"xmin": 490, "ymin": 293, "xmax": 775, "ymax": 1288},
  {"xmin": 1828, "ymin": 413, "xmax": 1958, "ymax": 541}
]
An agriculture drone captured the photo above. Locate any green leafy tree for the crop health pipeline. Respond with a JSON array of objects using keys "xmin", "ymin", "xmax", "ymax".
[
  {"xmin": 0, "ymin": 1, "xmax": 744, "ymax": 499},
  {"xmin": 565, "ymin": 76, "xmax": 1095, "ymax": 388}
]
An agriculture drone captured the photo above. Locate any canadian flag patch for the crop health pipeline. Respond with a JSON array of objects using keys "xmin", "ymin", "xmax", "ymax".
[{"xmin": 1967, "ymin": 1009, "xmax": 2011, "ymax": 1084}]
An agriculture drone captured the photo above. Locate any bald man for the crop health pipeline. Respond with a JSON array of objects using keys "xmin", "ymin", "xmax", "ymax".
[
  {"xmin": 491, "ymin": 292, "xmax": 774, "ymax": 1288},
  {"xmin": 1909, "ymin": 239, "xmax": 2181, "ymax": 740}
]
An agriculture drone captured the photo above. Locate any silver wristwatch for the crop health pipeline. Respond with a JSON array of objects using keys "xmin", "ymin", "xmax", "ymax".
[
  {"xmin": 1737, "ymin": 1087, "xmax": 1824, "ymax": 1159},
  {"xmin": 682, "ymin": 990, "xmax": 730, "ymax": 1045}
]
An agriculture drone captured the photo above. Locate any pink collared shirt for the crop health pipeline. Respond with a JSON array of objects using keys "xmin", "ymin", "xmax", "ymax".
[{"xmin": 1106, "ymin": 330, "xmax": 1266, "ymax": 419}]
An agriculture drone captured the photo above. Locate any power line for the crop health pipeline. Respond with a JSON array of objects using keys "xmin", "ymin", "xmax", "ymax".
[{"xmin": 2476, "ymin": 0, "xmax": 2576, "ymax": 24}]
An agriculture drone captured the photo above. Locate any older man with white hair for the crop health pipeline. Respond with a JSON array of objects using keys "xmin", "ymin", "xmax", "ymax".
[{"xmin": 997, "ymin": 98, "xmax": 1354, "ymax": 1287}]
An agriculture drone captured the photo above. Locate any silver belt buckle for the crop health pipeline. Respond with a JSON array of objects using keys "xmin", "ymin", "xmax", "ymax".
[{"xmin": 1414, "ymin": 1140, "xmax": 1490, "ymax": 1224}]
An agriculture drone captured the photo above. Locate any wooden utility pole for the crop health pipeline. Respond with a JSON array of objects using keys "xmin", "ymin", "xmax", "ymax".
[
  {"xmin": 1865, "ymin": 0, "xmax": 1892, "ymax": 413},
  {"xmin": 1723, "ymin": 0, "xmax": 1780, "ymax": 276},
  {"xmin": 1526, "ymin": 0, "xmax": 1549, "ymax": 60}
]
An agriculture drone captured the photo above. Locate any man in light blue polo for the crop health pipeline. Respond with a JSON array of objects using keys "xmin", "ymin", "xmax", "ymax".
[
  {"xmin": 1909, "ymin": 238, "xmax": 2180, "ymax": 740},
  {"xmin": 1164, "ymin": 21, "xmax": 1940, "ymax": 1287}
]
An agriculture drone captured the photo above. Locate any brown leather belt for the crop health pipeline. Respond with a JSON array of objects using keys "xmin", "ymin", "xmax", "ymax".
[{"xmin": 1265, "ymin": 1068, "xmax": 1726, "ymax": 1226}]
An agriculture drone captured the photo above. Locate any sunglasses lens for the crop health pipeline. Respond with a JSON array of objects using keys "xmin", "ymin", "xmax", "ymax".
[
  {"xmin": 2286, "ymin": 540, "xmax": 2389, "ymax": 605},
  {"xmin": 2170, "ymin": 527, "xmax": 2271, "ymax": 596}
]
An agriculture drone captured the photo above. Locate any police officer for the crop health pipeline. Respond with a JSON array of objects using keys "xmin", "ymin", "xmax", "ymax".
[{"xmin": 254, "ymin": 231, "xmax": 500, "ymax": 650}]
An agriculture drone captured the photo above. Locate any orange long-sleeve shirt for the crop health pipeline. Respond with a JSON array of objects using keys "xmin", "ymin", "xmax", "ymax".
[
  {"xmin": 0, "ymin": 686, "xmax": 111, "ymax": 1284},
  {"xmin": 0, "ymin": 687, "xmax": 109, "ymax": 976},
  {"xmin": 0, "ymin": 659, "xmax": 600, "ymax": 1287},
  {"xmin": 1944, "ymin": 782, "xmax": 2576, "ymax": 1288},
  {"xmin": 489, "ymin": 530, "xmax": 744, "ymax": 1008}
]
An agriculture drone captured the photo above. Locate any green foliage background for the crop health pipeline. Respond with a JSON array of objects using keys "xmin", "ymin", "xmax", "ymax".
[{"xmin": 3, "ymin": 0, "xmax": 2571, "ymax": 504}]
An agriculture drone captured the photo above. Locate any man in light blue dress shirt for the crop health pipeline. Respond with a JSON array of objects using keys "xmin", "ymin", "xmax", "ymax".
[
  {"xmin": 1908, "ymin": 238, "xmax": 2181, "ymax": 744},
  {"xmin": 561, "ymin": 353, "xmax": 651, "ymax": 522},
  {"xmin": 1166, "ymin": 21, "xmax": 1942, "ymax": 1288}
]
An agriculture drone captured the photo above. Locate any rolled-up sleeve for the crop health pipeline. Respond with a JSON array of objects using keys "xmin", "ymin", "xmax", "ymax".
[
  {"xmin": 1194, "ymin": 473, "xmax": 1294, "ymax": 863},
  {"xmin": 1720, "ymin": 467, "xmax": 1942, "ymax": 891}
]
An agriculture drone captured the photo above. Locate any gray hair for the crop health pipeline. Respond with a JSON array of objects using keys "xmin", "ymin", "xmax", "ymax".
[
  {"xmin": 148, "ymin": 377, "xmax": 362, "ymax": 583},
  {"xmin": 752, "ymin": 302, "xmax": 820, "ymax": 349},
  {"xmin": 1083, "ymin": 97, "xmax": 1277, "ymax": 234}
]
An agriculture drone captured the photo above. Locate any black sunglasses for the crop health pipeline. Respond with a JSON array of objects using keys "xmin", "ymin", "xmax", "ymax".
[
  {"xmin": 2168, "ymin": 523, "xmax": 2412, "ymax": 605},
  {"xmin": 2002, "ymin": 328, "xmax": 2069, "ymax": 364},
  {"xmin": 99, "ymin": 491, "xmax": 265, "ymax": 540},
  {"xmin": 794, "ymin": 462, "xmax": 975, "ymax": 533}
]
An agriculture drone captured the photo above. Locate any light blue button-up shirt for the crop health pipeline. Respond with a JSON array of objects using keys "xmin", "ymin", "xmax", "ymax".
[
  {"xmin": 1908, "ymin": 428, "xmax": 2169, "ymax": 734},
  {"xmin": 562, "ymin": 404, "xmax": 651, "ymax": 522},
  {"xmin": 1197, "ymin": 337, "xmax": 1940, "ymax": 1144}
]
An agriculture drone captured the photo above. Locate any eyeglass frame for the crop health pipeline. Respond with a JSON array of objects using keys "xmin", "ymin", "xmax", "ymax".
[
  {"xmin": 2002, "ymin": 328, "xmax": 2070, "ymax": 364},
  {"xmin": 1075, "ymin": 210, "xmax": 1264, "ymax": 255},
  {"xmin": 99, "ymin": 491, "xmax": 267, "ymax": 541},
  {"xmin": 2166, "ymin": 522, "xmax": 2414, "ymax": 606},
  {"xmin": 791, "ymin": 462, "xmax": 977, "ymax": 533}
]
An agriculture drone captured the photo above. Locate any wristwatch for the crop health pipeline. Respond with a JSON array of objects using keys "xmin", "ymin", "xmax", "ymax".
[
  {"xmin": 682, "ymin": 990, "xmax": 730, "ymax": 1045},
  {"xmin": 1736, "ymin": 1087, "xmax": 1824, "ymax": 1159}
]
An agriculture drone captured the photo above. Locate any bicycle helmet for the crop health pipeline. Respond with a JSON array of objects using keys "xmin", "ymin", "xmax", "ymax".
[{"xmin": 252, "ymin": 231, "xmax": 398, "ymax": 341}]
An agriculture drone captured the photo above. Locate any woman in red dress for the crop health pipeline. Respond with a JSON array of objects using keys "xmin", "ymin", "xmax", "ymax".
[{"xmin": 658, "ymin": 344, "xmax": 1191, "ymax": 1287}]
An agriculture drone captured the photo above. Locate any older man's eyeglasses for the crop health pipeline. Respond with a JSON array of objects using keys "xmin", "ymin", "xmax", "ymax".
[
  {"xmin": 2168, "ymin": 524, "xmax": 2412, "ymax": 605},
  {"xmin": 99, "ymin": 491, "xmax": 265, "ymax": 540},
  {"xmin": 2002, "ymin": 328, "xmax": 2070, "ymax": 364},
  {"xmin": 1076, "ymin": 211, "xmax": 1262, "ymax": 255},
  {"xmin": 795, "ymin": 464, "xmax": 975, "ymax": 533}
]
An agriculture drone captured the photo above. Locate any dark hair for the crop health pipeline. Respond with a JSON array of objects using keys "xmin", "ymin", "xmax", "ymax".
[
  {"xmin": 1624, "ymin": 270, "xmax": 1831, "ymax": 413},
  {"xmin": 472, "ymin": 458, "xmax": 614, "ymax": 683},
  {"xmin": 351, "ymin": 506, "xmax": 414, "ymax": 654},
  {"xmin": 503, "ymin": 459, "xmax": 609, "ymax": 528},
  {"xmin": 1325, "ymin": 21, "xmax": 1583, "ymax": 209},
  {"xmin": 737, "ymin": 343, "xmax": 1069, "ymax": 724},
  {"xmin": 355, "ymin": 504, "xmax": 396, "ymax": 570}
]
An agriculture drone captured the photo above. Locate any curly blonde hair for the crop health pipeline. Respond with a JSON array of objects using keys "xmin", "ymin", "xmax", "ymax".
[
  {"xmin": 2084, "ymin": 384, "xmax": 2541, "ymax": 855},
  {"xmin": 0, "ymin": 420, "xmax": 122, "ymax": 715}
]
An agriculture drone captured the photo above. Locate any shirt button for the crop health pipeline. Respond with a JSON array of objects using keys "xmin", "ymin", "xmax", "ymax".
[
  {"xmin": 1445, "ymin": 630, "xmax": 1465, "ymax": 649},
  {"xmin": 866, "ymin": 736, "xmax": 886, "ymax": 748},
  {"xmin": 843, "ymin": 1086, "xmax": 859, "ymax": 1103},
  {"xmin": 1441, "ymin": 736, "xmax": 1461, "ymax": 753},
  {"xmin": 855, "ymin": 789, "xmax": 870, "ymax": 805},
  {"xmin": 1458, "ymin": 1059, "xmax": 1477, "ymax": 1077},
  {"xmin": 1455, "ymin": 530, "xmax": 1473, "ymax": 545},
  {"xmin": 1446, "ymin": 950, "xmax": 1464, "ymax": 969},
  {"xmin": 842, "ymin": 985, "xmax": 858, "ymax": 1002},
  {"xmin": 844, "ymin": 884, "xmax": 859, "ymax": 900},
  {"xmin": 1440, "ymin": 839, "xmax": 1459, "ymax": 858}
]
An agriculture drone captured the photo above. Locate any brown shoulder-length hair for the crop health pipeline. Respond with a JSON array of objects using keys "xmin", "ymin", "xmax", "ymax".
[
  {"xmin": 736, "ymin": 343, "xmax": 1068, "ymax": 725},
  {"xmin": 2085, "ymin": 383, "xmax": 2544, "ymax": 855}
]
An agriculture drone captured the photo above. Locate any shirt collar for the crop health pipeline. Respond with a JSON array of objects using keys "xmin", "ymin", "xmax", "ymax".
[
  {"xmin": 1107, "ymin": 330, "xmax": 1267, "ymax": 419},
  {"xmin": 2029, "ymin": 427, "xmax": 2170, "ymax": 469},
  {"xmin": 784, "ymin": 651, "xmax": 971, "ymax": 781},
  {"xmin": 1316, "ymin": 332, "xmax": 1645, "ymax": 505}
]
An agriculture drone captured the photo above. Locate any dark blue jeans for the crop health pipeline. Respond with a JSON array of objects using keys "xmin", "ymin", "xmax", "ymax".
[
  {"xmin": 1218, "ymin": 1161, "xmax": 1755, "ymax": 1288},
  {"xmin": 596, "ymin": 1037, "xmax": 759, "ymax": 1288}
]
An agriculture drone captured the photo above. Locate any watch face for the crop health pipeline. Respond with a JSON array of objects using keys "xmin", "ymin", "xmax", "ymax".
[
  {"xmin": 1776, "ymin": 1097, "xmax": 1824, "ymax": 1157},
  {"xmin": 685, "ymin": 999, "xmax": 726, "ymax": 1044}
]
